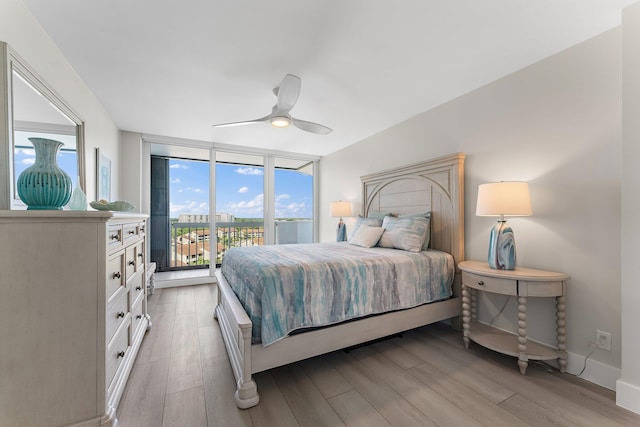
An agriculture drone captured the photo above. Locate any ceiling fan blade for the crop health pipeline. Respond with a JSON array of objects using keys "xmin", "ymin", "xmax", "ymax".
[
  {"xmin": 212, "ymin": 116, "xmax": 269, "ymax": 128},
  {"xmin": 291, "ymin": 117, "xmax": 332, "ymax": 135},
  {"xmin": 274, "ymin": 74, "xmax": 301, "ymax": 114}
]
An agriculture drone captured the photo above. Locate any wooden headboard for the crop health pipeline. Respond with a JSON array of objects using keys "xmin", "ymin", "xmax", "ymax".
[{"xmin": 361, "ymin": 153, "xmax": 465, "ymax": 297}]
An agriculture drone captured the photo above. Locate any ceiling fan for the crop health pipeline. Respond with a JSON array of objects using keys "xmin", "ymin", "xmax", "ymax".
[{"xmin": 212, "ymin": 74, "xmax": 332, "ymax": 135}]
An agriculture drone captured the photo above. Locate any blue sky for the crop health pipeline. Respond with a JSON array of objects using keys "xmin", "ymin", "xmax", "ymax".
[{"xmin": 169, "ymin": 159, "xmax": 313, "ymax": 219}]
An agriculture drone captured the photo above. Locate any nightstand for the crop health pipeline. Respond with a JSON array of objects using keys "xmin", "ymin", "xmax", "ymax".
[{"xmin": 458, "ymin": 260, "xmax": 570, "ymax": 374}]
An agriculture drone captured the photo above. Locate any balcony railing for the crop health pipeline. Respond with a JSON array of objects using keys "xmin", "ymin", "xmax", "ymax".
[{"xmin": 168, "ymin": 220, "xmax": 312, "ymax": 270}]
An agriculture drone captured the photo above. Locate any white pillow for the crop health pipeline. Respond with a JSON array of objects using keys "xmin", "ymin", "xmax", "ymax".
[
  {"xmin": 348, "ymin": 225, "xmax": 385, "ymax": 248},
  {"xmin": 347, "ymin": 215, "xmax": 383, "ymax": 241}
]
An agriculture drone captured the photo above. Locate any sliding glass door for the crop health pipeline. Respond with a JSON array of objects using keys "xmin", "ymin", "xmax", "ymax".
[
  {"xmin": 150, "ymin": 150, "xmax": 210, "ymax": 272},
  {"xmin": 215, "ymin": 152, "xmax": 265, "ymax": 266},
  {"xmin": 273, "ymin": 157, "xmax": 314, "ymax": 245}
]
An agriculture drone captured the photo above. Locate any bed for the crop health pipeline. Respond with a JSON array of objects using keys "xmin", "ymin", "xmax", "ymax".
[{"xmin": 214, "ymin": 152, "xmax": 465, "ymax": 408}]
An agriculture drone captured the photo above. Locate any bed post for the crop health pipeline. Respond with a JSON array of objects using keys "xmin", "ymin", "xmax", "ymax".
[
  {"xmin": 234, "ymin": 322, "xmax": 259, "ymax": 409},
  {"xmin": 214, "ymin": 271, "xmax": 260, "ymax": 408}
]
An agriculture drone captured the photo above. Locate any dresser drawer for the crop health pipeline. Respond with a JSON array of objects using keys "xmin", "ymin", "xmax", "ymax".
[
  {"xmin": 106, "ymin": 291, "xmax": 129, "ymax": 343},
  {"xmin": 462, "ymin": 271, "xmax": 517, "ymax": 295},
  {"xmin": 130, "ymin": 273, "xmax": 145, "ymax": 306},
  {"xmin": 131, "ymin": 295, "xmax": 145, "ymax": 336},
  {"xmin": 139, "ymin": 221, "xmax": 147, "ymax": 236},
  {"xmin": 106, "ymin": 321, "xmax": 130, "ymax": 389},
  {"xmin": 122, "ymin": 223, "xmax": 140, "ymax": 245},
  {"xmin": 107, "ymin": 225, "xmax": 123, "ymax": 252},
  {"xmin": 106, "ymin": 253, "xmax": 125, "ymax": 300},
  {"xmin": 135, "ymin": 242, "xmax": 145, "ymax": 271},
  {"xmin": 125, "ymin": 245, "xmax": 137, "ymax": 281}
]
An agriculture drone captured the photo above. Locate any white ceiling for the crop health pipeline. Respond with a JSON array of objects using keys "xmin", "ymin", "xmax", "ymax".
[{"xmin": 22, "ymin": 0, "xmax": 636, "ymax": 157}]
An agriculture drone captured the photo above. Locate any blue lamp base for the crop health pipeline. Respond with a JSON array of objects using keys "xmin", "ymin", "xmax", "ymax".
[
  {"xmin": 336, "ymin": 219, "xmax": 347, "ymax": 242},
  {"xmin": 487, "ymin": 220, "xmax": 516, "ymax": 270}
]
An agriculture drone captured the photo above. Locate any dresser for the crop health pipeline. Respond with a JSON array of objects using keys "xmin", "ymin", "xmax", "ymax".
[
  {"xmin": 0, "ymin": 211, "xmax": 150, "ymax": 427},
  {"xmin": 459, "ymin": 260, "xmax": 569, "ymax": 375}
]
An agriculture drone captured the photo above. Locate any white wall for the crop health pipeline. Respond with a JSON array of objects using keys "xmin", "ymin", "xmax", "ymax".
[
  {"xmin": 0, "ymin": 0, "xmax": 120, "ymax": 202},
  {"xmin": 321, "ymin": 28, "xmax": 623, "ymax": 387},
  {"xmin": 120, "ymin": 131, "xmax": 143, "ymax": 211},
  {"xmin": 618, "ymin": 2, "xmax": 640, "ymax": 414}
]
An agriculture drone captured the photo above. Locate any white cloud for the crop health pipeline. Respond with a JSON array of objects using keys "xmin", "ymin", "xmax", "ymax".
[
  {"xmin": 22, "ymin": 158, "xmax": 35, "ymax": 165},
  {"xmin": 169, "ymin": 200, "xmax": 209, "ymax": 217},
  {"xmin": 224, "ymin": 194, "xmax": 264, "ymax": 216},
  {"xmin": 235, "ymin": 167, "xmax": 263, "ymax": 176},
  {"xmin": 275, "ymin": 201, "xmax": 307, "ymax": 218},
  {"xmin": 222, "ymin": 193, "xmax": 310, "ymax": 218},
  {"xmin": 186, "ymin": 187, "xmax": 202, "ymax": 193},
  {"xmin": 238, "ymin": 186, "xmax": 248, "ymax": 193},
  {"xmin": 171, "ymin": 178, "xmax": 181, "ymax": 184},
  {"xmin": 170, "ymin": 163, "xmax": 189, "ymax": 169},
  {"xmin": 17, "ymin": 148, "xmax": 35, "ymax": 156}
]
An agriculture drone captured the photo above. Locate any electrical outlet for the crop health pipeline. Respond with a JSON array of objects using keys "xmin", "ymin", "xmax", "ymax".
[{"xmin": 596, "ymin": 330, "xmax": 612, "ymax": 351}]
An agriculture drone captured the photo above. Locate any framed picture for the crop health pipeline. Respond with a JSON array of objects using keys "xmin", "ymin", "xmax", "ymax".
[{"xmin": 96, "ymin": 148, "xmax": 111, "ymax": 201}]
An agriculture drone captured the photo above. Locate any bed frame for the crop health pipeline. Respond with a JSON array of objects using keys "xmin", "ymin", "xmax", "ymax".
[{"xmin": 214, "ymin": 152, "xmax": 465, "ymax": 408}]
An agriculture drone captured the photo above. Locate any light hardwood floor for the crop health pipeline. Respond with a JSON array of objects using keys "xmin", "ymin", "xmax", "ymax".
[{"xmin": 117, "ymin": 284, "xmax": 640, "ymax": 427}]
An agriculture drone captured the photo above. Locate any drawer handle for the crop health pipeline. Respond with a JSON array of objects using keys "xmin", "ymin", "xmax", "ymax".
[
  {"xmin": 113, "ymin": 272, "xmax": 121, "ymax": 279},
  {"xmin": 136, "ymin": 286, "xmax": 142, "ymax": 291},
  {"xmin": 117, "ymin": 311, "xmax": 125, "ymax": 318},
  {"xmin": 128, "ymin": 230, "xmax": 136, "ymax": 235},
  {"xmin": 110, "ymin": 234, "xmax": 120, "ymax": 241},
  {"xmin": 117, "ymin": 351, "xmax": 125, "ymax": 358},
  {"xmin": 128, "ymin": 260, "xmax": 135, "ymax": 266},
  {"xmin": 138, "ymin": 253, "xmax": 143, "ymax": 258},
  {"xmin": 477, "ymin": 281, "xmax": 484, "ymax": 286},
  {"xmin": 140, "ymin": 226, "xmax": 145, "ymax": 232},
  {"xmin": 136, "ymin": 314, "xmax": 143, "ymax": 319}
]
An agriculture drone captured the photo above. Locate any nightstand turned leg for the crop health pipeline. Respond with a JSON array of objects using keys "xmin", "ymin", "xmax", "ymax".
[
  {"xmin": 470, "ymin": 287, "xmax": 477, "ymax": 322},
  {"xmin": 517, "ymin": 296, "xmax": 528, "ymax": 374},
  {"xmin": 556, "ymin": 295, "xmax": 568, "ymax": 373},
  {"xmin": 462, "ymin": 284, "xmax": 471, "ymax": 348}
]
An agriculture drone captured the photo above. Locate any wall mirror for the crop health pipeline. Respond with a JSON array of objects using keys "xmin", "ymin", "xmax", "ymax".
[{"xmin": 0, "ymin": 42, "xmax": 85, "ymax": 209}]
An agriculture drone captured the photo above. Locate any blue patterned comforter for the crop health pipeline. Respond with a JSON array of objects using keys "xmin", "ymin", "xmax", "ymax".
[{"xmin": 221, "ymin": 242, "xmax": 454, "ymax": 346}]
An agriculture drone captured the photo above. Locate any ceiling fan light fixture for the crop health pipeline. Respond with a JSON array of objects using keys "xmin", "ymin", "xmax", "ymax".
[
  {"xmin": 212, "ymin": 74, "xmax": 330, "ymax": 134},
  {"xmin": 270, "ymin": 116, "xmax": 291, "ymax": 128}
]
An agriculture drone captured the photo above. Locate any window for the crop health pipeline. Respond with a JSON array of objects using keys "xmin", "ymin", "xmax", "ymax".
[
  {"xmin": 144, "ymin": 137, "xmax": 319, "ymax": 278},
  {"xmin": 215, "ymin": 153, "xmax": 265, "ymax": 265},
  {"xmin": 274, "ymin": 157, "xmax": 314, "ymax": 245}
]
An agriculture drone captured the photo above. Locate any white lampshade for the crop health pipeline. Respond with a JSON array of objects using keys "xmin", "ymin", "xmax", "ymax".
[
  {"xmin": 476, "ymin": 182, "xmax": 532, "ymax": 217},
  {"xmin": 330, "ymin": 201, "xmax": 352, "ymax": 217}
]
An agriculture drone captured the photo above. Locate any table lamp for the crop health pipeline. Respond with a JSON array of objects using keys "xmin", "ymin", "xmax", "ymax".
[
  {"xmin": 476, "ymin": 181, "xmax": 532, "ymax": 270},
  {"xmin": 331, "ymin": 201, "xmax": 351, "ymax": 242}
]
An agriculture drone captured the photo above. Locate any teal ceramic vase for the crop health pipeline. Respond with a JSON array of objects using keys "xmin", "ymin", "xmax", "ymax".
[{"xmin": 17, "ymin": 137, "xmax": 73, "ymax": 210}]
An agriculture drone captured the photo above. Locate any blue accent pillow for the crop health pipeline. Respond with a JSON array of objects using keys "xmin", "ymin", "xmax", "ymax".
[
  {"xmin": 367, "ymin": 211, "xmax": 394, "ymax": 220},
  {"xmin": 399, "ymin": 212, "xmax": 431, "ymax": 250},
  {"xmin": 378, "ymin": 215, "xmax": 430, "ymax": 252}
]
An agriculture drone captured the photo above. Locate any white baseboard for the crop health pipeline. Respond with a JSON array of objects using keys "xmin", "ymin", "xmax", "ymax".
[
  {"xmin": 616, "ymin": 379, "xmax": 640, "ymax": 414},
  {"xmin": 155, "ymin": 275, "xmax": 217, "ymax": 289},
  {"xmin": 566, "ymin": 351, "xmax": 620, "ymax": 391}
]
